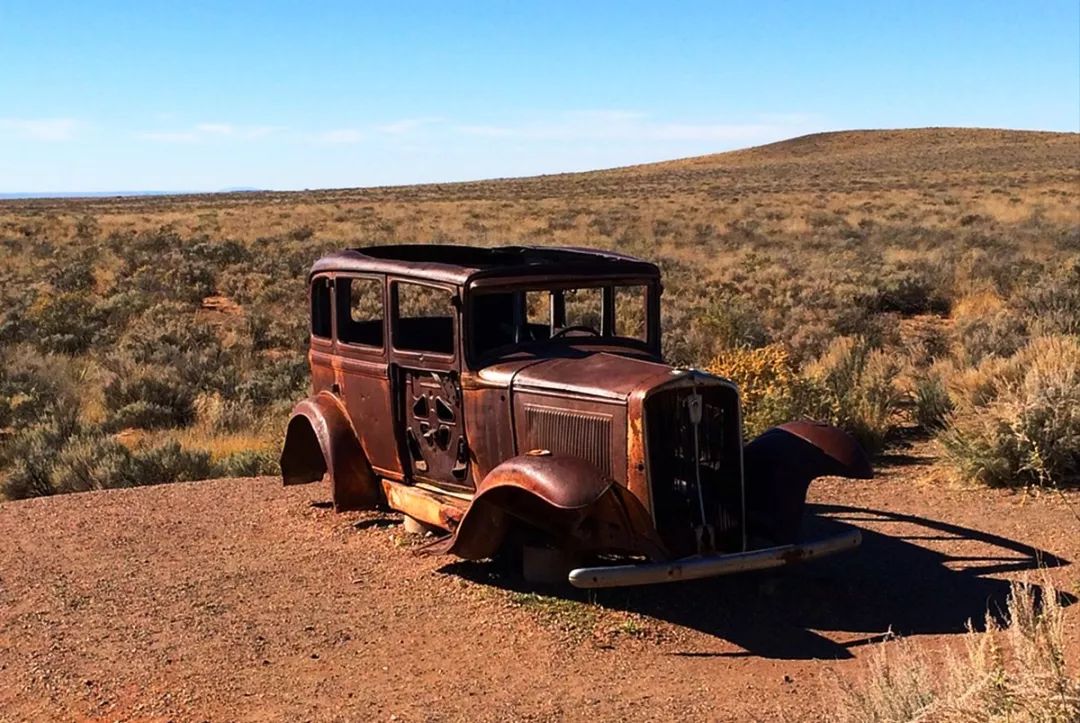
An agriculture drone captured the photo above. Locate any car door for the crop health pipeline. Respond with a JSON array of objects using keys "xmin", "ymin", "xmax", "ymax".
[
  {"xmin": 388, "ymin": 278, "xmax": 472, "ymax": 491},
  {"xmin": 333, "ymin": 274, "xmax": 400, "ymax": 477}
]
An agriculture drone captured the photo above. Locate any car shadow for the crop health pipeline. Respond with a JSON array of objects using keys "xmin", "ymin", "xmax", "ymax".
[{"xmin": 437, "ymin": 503, "xmax": 1073, "ymax": 660}]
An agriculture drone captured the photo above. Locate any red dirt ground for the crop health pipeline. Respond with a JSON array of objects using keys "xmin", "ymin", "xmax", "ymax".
[{"xmin": 1, "ymin": 447, "xmax": 1078, "ymax": 722}]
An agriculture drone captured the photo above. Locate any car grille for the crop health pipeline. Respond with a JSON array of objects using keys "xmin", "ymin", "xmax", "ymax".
[
  {"xmin": 644, "ymin": 383, "xmax": 744, "ymax": 556},
  {"xmin": 524, "ymin": 404, "xmax": 612, "ymax": 477}
]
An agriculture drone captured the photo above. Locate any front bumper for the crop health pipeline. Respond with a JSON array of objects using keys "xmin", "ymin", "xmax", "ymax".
[{"xmin": 567, "ymin": 527, "xmax": 861, "ymax": 589}]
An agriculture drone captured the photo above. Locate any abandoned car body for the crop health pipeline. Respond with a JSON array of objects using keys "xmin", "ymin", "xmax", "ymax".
[{"xmin": 281, "ymin": 245, "xmax": 872, "ymax": 588}]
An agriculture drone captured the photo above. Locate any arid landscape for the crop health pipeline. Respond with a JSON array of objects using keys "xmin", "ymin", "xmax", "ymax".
[{"xmin": 1, "ymin": 128, "xmax": 1079, "ymax": 720}]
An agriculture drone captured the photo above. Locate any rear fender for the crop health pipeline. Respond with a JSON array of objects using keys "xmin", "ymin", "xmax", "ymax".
[
  {"xmin": 280, "ymin": 392, "xmax": 379, "ymax": 511},
  {"xmin": 744, "ymin": 421, "xmax": 873, "ymax": 545},
  {"xmin": 429, "ymin": 453, "xmax": 665, "ymax": 561}
]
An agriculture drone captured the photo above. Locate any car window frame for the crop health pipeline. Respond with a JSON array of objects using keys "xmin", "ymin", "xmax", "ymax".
[
  {"xmin": 389, "ymin": 277, "xmax": 459, "ymax": 364},
  {"xmin": 334, "ymin": 272, "xmax": 387, "ymax": 355}
]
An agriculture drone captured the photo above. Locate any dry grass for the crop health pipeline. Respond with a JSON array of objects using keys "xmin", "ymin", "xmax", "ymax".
[
  {"xmin": 1, "ymin": 127, "xmax": 1078, "ymax": 497},
  {"xmin": 830, "ymin": 574, "xmax": 1079, "ymax": 722}
]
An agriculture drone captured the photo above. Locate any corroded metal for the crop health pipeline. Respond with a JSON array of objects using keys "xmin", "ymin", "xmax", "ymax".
[
  {"xmin": 281, "ymin": 392, "xmax": 380, "ymax": 510},
  {"xmin": 281, "ymin": 244, "xmax": 871, "ymax": 586},
  {"xmin": 567, "ymin": 528, "xmax": 863, "ymax": 589}
]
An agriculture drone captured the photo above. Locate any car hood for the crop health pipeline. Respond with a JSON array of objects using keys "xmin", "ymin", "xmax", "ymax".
[{"xmin": 480, "ymin": 351, "xmax": 684, "ymax": 402}]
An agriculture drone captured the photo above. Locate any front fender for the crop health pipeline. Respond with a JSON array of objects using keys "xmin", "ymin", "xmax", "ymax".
[
  {"xmin": 431, "ymin": 453, "xmax": 665, "ymax": 561},
  {"xmin": 280, "ymin": 392, "xmax": 379, "ymax": 511},
  {"xmin": 744, "ymin": 421, "xmax": 873, "ymax": 545}
]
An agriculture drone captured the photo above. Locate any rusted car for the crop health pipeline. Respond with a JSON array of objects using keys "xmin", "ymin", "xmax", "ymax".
[{"xmin": 281, "ymin": 245, "xmax": 872, "ymax": 588}]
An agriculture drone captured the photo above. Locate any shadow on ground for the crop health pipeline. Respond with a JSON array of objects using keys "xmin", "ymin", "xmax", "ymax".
[{"xmin": 437, "ymin": 504, "xmax": 1072, "ymax": 660}]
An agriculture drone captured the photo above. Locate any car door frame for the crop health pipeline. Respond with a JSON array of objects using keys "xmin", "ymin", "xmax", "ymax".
[{"xmin": 387, "ymin": 275, "xmax": 472, "ymax": 492}]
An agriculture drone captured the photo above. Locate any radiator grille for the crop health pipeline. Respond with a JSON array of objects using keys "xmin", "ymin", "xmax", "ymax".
[
  {"xmin": 524, "ymin": 404, "xmax": 612, "ymax": 476},
  {"xmin": 645, "ymin": 385, "xmax": 743, "ymax": 556}
]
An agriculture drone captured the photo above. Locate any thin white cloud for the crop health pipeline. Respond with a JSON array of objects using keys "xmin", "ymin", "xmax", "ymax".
[
  {"xmin": 137, "ymin": 130, "xmax": 201, "ymax": 143},
  {"xmin": 137, "ymin": 122, "xmax": 283, "ymax": 143},
  {"xmin": 194, "ymin": 122, "xmax": 234, "ymax": 135},
  {"xmin": 0, "ymin": 118, "xmax": 79, "ymax": 141},
  {"xmin": 310, "ymin": 128, "xmax": 366, "ymax": 144},
  {"xmin": 375, "ymin": 117, "xmax": 442, "ymax": 135},
  {"xmin": 456, "ymin": 111, "xmax": 822, "ymax": 143}
]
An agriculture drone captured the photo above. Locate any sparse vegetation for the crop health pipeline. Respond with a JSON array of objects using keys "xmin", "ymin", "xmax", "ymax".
[
  {"xmin": 831, "ymin": 576, "xmax": 1079, "ymax": 722},
  {"xmin": 0, "ymin": 128, "xmax": 1078, "ymax": 497}
]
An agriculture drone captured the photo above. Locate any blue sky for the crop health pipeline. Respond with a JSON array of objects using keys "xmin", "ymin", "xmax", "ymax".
[{"xmin": 1, "ymin": 1, "xmax": 1077, "ymax": 193}]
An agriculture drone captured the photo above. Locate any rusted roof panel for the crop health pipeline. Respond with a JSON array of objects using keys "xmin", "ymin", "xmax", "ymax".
[{"xmin": 310, "ymin": 244, "xmax": 659, "ymax": 285}]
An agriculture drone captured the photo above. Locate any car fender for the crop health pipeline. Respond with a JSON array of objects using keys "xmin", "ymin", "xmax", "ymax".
[
  {"xmin": 280, "ymin": 392, "xmax": 379, "ymax": 511},
  {"xmin": 744, "ymin": 421, "xmax": 873, "ymax": 545},
  {"xmin": 429, "ymin": 453, "xmax": 666, "ymax": 561}
]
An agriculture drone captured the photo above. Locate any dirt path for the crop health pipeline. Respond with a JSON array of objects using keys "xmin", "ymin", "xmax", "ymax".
[{"xmin": 1, "ymin": 453, "xmax": 1078, "ymax": 722}]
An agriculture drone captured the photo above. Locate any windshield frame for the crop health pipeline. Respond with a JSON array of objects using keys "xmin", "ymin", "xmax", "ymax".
[{"xmin": 464, "ymin": 274, "xmax": 661, "ymax": 368}]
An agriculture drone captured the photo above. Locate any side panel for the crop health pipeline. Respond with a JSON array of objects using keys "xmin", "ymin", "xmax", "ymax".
[
  {"xmin": 461, "ymin": 378, "xmax": 515, "ymax": 482},
  {"xmin": 336, "ymin": 352, "xmax": 400, "ymax": 476},
  {"xmin": 511, "ymin": 390, "xmax": 628, "ymax": 484}
]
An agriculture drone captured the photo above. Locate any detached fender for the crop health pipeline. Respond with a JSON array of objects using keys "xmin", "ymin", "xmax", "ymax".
[
  {"xmin": 744, "ymin": 421, "xmax": 873, "ymax": 545},
  {"xmin": 429, "ymin": 453, "xmax": 665, "ymax": 561},
  {"xmin": 280, "ymin": 392, "xmax": 379, "ymax": 511}
]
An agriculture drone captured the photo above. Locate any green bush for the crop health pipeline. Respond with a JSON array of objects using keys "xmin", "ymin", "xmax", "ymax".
[
  {"xmin": 50, "ymin": 434, "xmax": 137, "ymax": 494},
  {"xmin": 104, "ymin": 371, "xmax": 195, "ymax": 430},
  {"xmin": 215, "ymin": 449, "xmax": 280, "ymax": 477},
  {"xmin": 126, "ymin": 441, "xmax": 215, "ymax": 486},
  {"xmin": 28, "ymin": 291, "xmax": 105, "ymax": 355},
  {"xmin": 0, "ymin": 406, "xmax": 82, "ymax": 498}
]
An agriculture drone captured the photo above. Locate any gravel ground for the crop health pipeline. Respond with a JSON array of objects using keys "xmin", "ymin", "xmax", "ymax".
[{"xmin": 1, "ymin": 451, "xmax": 1078, "ymax": 722}]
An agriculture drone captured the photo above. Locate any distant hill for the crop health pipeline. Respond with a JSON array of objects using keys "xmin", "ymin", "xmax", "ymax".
[
  {"xmin": 0, "ymin": 187, "xmax": 262, "ymax": 201},
  {"xmin": 1, "ymin": 127, "xmax": 1075, "ymax": 213}
]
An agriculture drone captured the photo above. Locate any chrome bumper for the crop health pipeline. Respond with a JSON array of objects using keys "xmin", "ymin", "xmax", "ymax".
[{"xmin": 567, "ymin": 527, "xmax": 861, "ymax": 589}]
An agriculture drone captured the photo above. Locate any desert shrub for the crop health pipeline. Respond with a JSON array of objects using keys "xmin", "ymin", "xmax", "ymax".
[
  {"xmin": 3, "ymin": 432, "xmax": 220, "ymax": 498},
  {"xmin": 215, "ymin": 448, "xmax": 279, "ymax": 477},
  {"xmin": 1013, "ymin": 260, "xmax": 1080, "ymax": 337},
  {"xmin": 804, "ymin": 337, "xmax": 903, "ymax": 454},
  {"xmin": 706, "ymin": 344, "xmax": 821, "ymax": 438},
  {"xmin": 91, "ymin": 290, "xmax": 152, "ymax": 338},
  {"xmin": 940, "ymin": 335, "xmax": 1080, "ymax": 487},
  {"xmin": 233, "ymin": 355, "xmax": 308, "ymax": 408},
  {"xmin": 126, "ymin": 440, "xmax": 215, "ymax": 486},
  {"xmin": 185, "ymin": 239, "xmax": 251, "ymax": 266},
  {"xmin": 193, "ymin": 392, "xmax": 257, "ymax": 433},
  {"xmin": 0, "ymin": 405, "xmax": 81, "ymax": 498},
  {"xmin": 247, "ymin": 309, "xmax": 307, "ymax": 351},
  {"xmin": 953, "ymin": 309, "xmax": 1027, "ymax": 365},
  {"xmin": 911, "ymin": 365, "xmax": 954, "ymax": 430},
  {"xmin": 663, "ymin": 290, "xmax": 769, "ymax": 366},
  {"xmin": 875, "ymin": 264, "xmax": 951, "ymax": 315},
  {"xmin": 112, "ymin": 303, "xmax": 238, "ymax": 393},
  {"xmin": 103, "ymin": 371, "xmax": 195, "ymax": 430},
  {"xmin": 26, "ymin": 291, "xmax": 105, "ymax": 354},
  {"xmin": 50, "ymin": 259, "xmax": 96, "ymax": 292},
  {"xmin": 0, "ymin": 293, "xmax": 31, "ymax": 344},
  {"xmin": 830, "ymin": 576, "xmax": 1079, "ymax": 722},
  {"xmin": 0, "ymin": 359, "xmax": 65, "ymax": 430},
  {"xmin": 49, "ymin": 434, "xmax": 137, "ymax": 494}
]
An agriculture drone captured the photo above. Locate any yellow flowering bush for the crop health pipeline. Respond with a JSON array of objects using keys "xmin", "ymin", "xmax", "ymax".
[{"xmin": 706, "ymin": 344, "xmax": 824, "ymax": 438}]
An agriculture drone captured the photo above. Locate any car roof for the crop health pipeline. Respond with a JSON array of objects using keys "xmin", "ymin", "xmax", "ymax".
[{"xmin": 310, "ymin": 244, "xmax": 660, "ymax": 285}]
